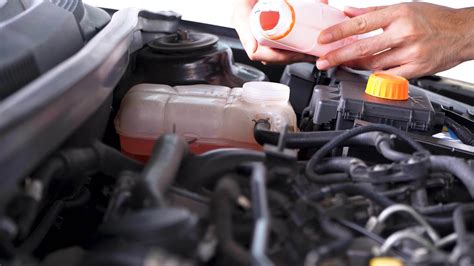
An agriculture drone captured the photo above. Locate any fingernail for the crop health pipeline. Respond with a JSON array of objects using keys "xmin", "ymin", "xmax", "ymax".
[
  {"xmin": 317, "ymin": 59, "xmax": 330, "ymax": 70},
  {"xmin": 319, "ymin": 32, "xmax": 333, "ymax": 44}
]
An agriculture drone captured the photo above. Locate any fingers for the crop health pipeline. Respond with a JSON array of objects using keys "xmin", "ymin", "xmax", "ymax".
[
  {"xmin": 319, "ymin": 0, "xmax": 329, "ymax": 4},
  {"xmin": 380, "ymin": 64, "xmax": 420, "ymax": 79},
  {"xmin": 318, "ymin": 6, "xmax": 392, "ymax": 44},
  {"xmin": 317, "ymin": 33, "xmax": 398, "ymax": 70},
  {"xmin": 232, "ymin": 0, "xmax": 258, "ymax": 57},
  {"xmin": 343, "ymin": 47, "xmax": 407, "ymax": 71},
  {"xmin": 343, "ymin": 6, "xmax": 386, "ymax": 17}
]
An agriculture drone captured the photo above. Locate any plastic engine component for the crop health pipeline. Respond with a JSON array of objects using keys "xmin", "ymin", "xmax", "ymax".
[
  {"xmin": 310, "ymin": 80, "xmax": 445, "ymax": 133},
  {"xmin": 0, "ymin": 0, "xmax": 110, "ymax": 100},
  {"xmin": 136, "ymin": 32, "xmax": 266, "ymax": 87}
]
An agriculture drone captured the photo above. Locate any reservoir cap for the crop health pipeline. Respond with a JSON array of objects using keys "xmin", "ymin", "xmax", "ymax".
[
  {"xmin": 365, "ymin": 73, "xmax": 409, "ymax": 100},
  {"xmin": 242, "ymin": 81, "xmax": 290, "ymax": 104}
]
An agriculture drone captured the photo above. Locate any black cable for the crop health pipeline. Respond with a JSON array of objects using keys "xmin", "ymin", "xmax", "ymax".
[
  {"xmin": 335, "ymin": 218, "xmax": 384, "ymax": 244},
  {"xmin": 303, "ymin": 205, "xmax": 353, "ymax": 265},
  {"xmin": 445, "ymin": 117, "xmax": 474, "ymax": 146},
  {"xmin": 306, "ymin": 124, "xmax": 427, "ymax": 181}
]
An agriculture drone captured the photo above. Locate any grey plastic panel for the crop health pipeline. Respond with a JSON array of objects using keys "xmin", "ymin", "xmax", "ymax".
[
  {"xmin": 0, "ymin": 0, "xmax": 111, "ymax": 100},
  {"xmin": 0, "ymin": 2, "xmax": 84, "ymax": 99},
  {"xmin": 0, "ymin": 8, "xmax": 176, "ymax": 212}
]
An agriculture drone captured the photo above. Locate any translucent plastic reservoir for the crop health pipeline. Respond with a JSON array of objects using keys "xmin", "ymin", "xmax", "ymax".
[{"xmin": 115, "ymin": 82, "xmax": 297, "ymax": 161}]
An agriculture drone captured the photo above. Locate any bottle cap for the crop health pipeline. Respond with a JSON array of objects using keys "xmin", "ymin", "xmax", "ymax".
[
  {"xmin": 242, "ymin": 82, "xmax": 290, "ymax": 104},
  {"xmin": 365, "ymin": 73, "xmax": 409, "ymax": 100}
]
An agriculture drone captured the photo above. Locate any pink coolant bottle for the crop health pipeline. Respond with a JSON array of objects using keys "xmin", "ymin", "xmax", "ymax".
[{"xmin": 250, "ymin": 0, "xmax": 357, "ymax": 57}]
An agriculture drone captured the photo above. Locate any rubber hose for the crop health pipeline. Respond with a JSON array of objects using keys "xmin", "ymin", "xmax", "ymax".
[
  {"xmin": 212, "ymin": 178, "xmax": 250, "ymax": 265},
  {"xmin": 306, "ymin": 124, "xmax": 427, "ymax": 180},
  {"xmin": 137, "ymin": 134, "xmax": 188, "ymax": 208},
  {"xmin": 254, "ymin": 120, "xmax": 378, "ymax": 149},
  {"xmin": 178, "ymin": 149, "xmax": 265, "ymax": 189},
  {"xmin": 430, "ymin": 156, "xmax": 474, "ymax": 199}
]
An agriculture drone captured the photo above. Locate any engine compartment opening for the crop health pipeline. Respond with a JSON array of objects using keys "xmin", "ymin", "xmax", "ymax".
[{"xmin": 3, "ymin": 9, "xmax": 474, "ymax": 266}]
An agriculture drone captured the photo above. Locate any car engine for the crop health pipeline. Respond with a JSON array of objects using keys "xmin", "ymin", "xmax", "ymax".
[{"xmin": 0, "ymin": 4, "xmax": 473, "ymax": 266}]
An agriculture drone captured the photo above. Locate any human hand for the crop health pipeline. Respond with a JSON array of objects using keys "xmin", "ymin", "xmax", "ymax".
[
  {"xmin": 316, "ymin": 3, "xmax": 474, "ymax": 79},
  {"xmin": 233, "ymin": 0, "xmax": 328, "ymax": 64}
]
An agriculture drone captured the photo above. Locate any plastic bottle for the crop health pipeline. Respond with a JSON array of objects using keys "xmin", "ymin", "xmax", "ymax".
[
  {"xmin": 250, "ymin": 0, "xmax": 357, "ymax": 57},
  {"xmin": 115, "ymin": 82, "xmax": 297, "ymax": 161}
]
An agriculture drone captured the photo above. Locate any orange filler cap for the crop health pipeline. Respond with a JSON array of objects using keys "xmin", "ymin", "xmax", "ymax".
[{"xmin": 365, "ymin": 73, "xmax": 409, "ymax": 100}]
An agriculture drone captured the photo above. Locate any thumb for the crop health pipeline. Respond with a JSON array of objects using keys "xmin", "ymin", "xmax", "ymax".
[{"xmin": 344, "ymin": 6, "xmax": 386, "ymax": 17}]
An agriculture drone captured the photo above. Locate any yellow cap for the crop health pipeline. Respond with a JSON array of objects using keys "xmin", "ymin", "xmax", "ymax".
[
  {"xmin": 370, "ymin": 257, "xmax": 404, "ymax": 266},
  {"xmin": 365, "ymin": 73, "xmax": 409, "ymax": 100}
]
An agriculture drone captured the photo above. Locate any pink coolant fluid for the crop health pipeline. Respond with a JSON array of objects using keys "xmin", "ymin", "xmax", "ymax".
[{"xmin": 250, "ymin": 0, "xmax": 357, "ymax": 57}]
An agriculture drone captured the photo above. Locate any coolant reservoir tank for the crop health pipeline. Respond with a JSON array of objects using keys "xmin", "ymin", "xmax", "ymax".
[
  {"xmin": 250, "ymin": 0, "xmax": 357, "ymax": 57},
  {"xmin": 115, "ymin": 82, "xmax": 297, "ymax": 161}
]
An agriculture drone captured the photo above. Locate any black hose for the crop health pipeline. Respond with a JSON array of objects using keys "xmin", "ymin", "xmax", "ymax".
[
  {"xmin": 317, "ymin": 217, "xmax": 353, "ymax": 257},
  {"xmin": 305, "ymin": 183, "xmax": 395, "ymax": 208},
  {"xmin": 255, "ymin": 120, "xmax": 413, "ymax": 163},
  {"xmin": 305, "ymin": 183, "xmax": 453, "ymax": 227},
  {"xmin": 445, "ymin": 117, "xmax": 474, "ymax": 146},
  {"xmin": 453, "ymin": 204, "xmax": 474, "ymax": 252},
  {"xmin": 306, "ymin": 124, "xmax": 427, "ymax": 181},
  {"xmin": 417, "ymin": 202, "xmax": 461, "ymax": 216},
  {"xmin": 249, "ymin": 163, "xmax": 272, "ymax": 266},
  {"xmin": 377, "ymin": 139, "xmax": 411, "ymax": 161},
  {"xmin": 313, "ymin": 157, "xmax": 361, "ymax": 174},
  {"xmin": 19, "ymin": 189, "xmax": 90, "ymax": 254},
  {"xmin": 135, "ymin": 134, "xmax": 188, "ymax": 208},
  {"xmin": 430, "ymin": 156, "xmax": 474, "ymax": 198},
  {"xmin": 254, "ymin": 120, "xmax": 377, "ymax": 149},
  {"xmin": 178, "ymin": 149, "xmax": 265, "ymax": 189},
  {"xmin": 308, "ymin": 157, "xmax": 366, "ymax": 184},
  {"xmin": 212, "ymin": 178, "xmax": 250, "ymax": 266},
  {"xmin": 305, "ymin": 208, "xmax": 353, "ymax": 265},
  {"xmin": 92, "ymin": 141, "xmax": 143, "ymax": 177},
  {"xmin": 16, "ymin": 143, "xmax": 143, "ymax": 239}
]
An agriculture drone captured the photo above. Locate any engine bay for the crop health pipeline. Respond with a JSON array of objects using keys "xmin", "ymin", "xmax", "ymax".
[{"xmin": 1, "ymin": 6, "xmax": 474, "ymax": 266}]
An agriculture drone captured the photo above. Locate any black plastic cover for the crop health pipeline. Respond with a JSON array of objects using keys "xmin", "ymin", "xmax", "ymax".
[
  {"xmin": 136, "ymin": 35, "xmax": 266, "ymax": 87},
  {"xmin": 310, "ymin": 81, "xmax": 445, "ymax": 133}
]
